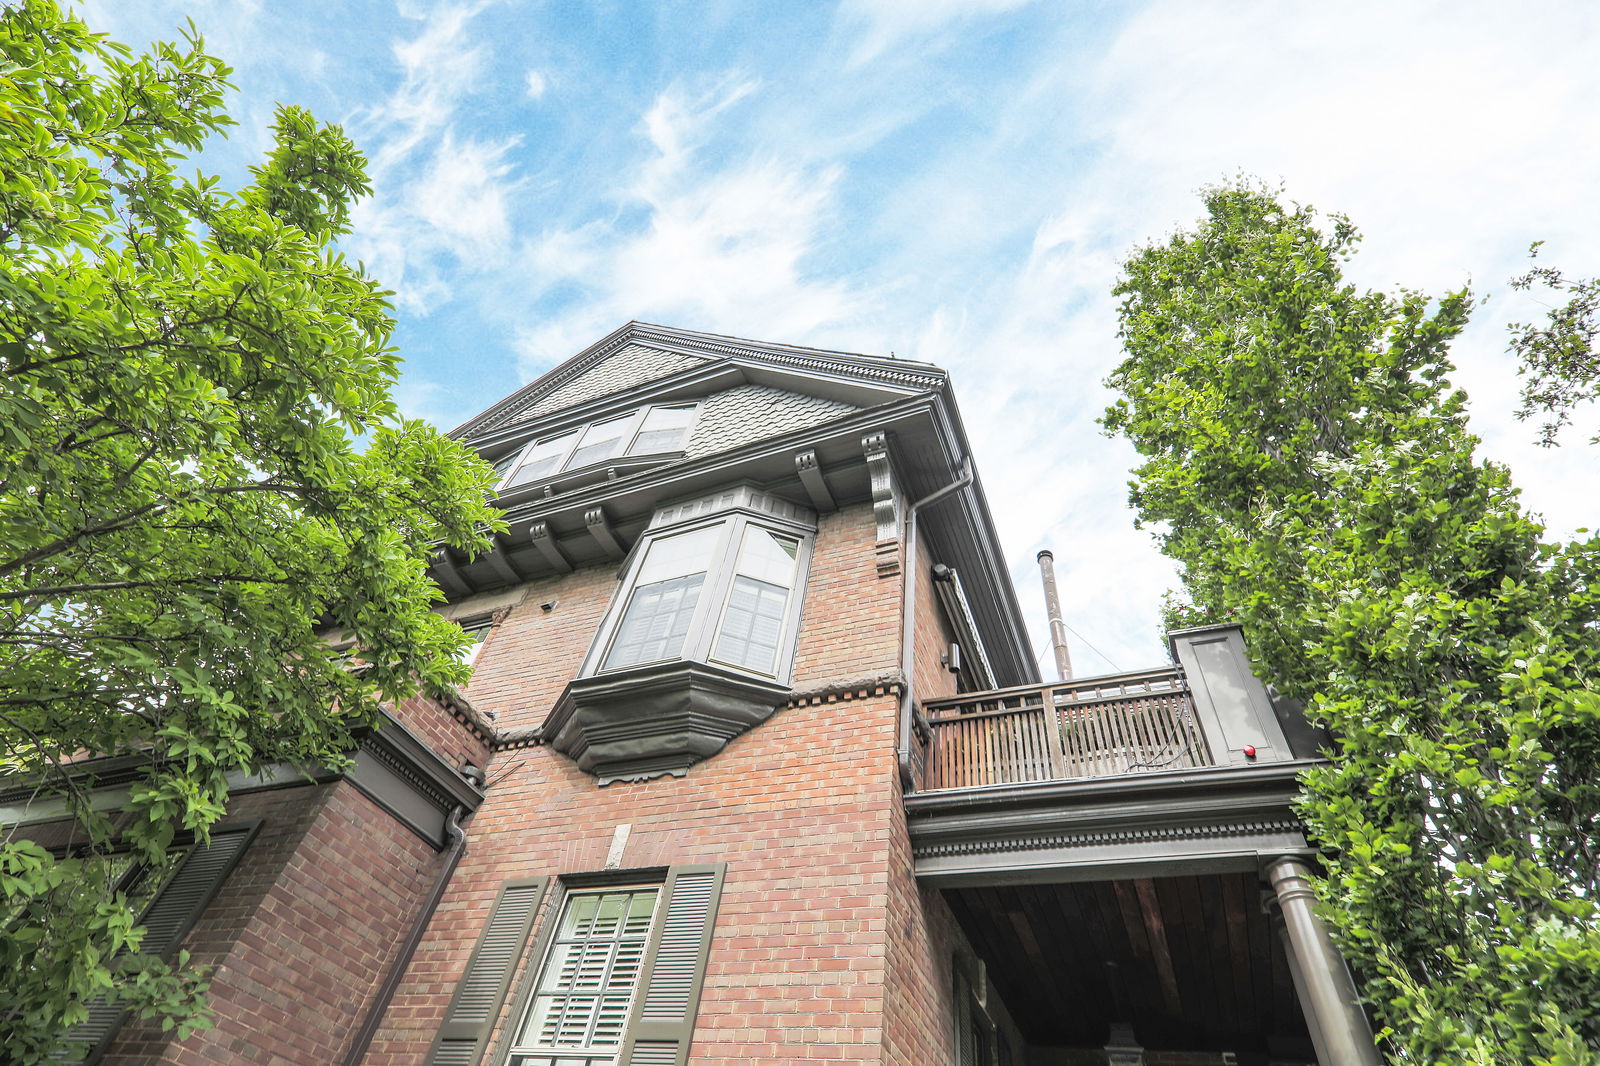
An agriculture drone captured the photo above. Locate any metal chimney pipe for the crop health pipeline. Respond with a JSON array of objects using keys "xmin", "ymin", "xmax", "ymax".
[{"xmin": 1037, "ymin": 549, "xmax": 1073, "ymax": 681}]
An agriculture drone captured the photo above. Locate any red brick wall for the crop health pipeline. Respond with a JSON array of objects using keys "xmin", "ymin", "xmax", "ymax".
[
  {"xmin": 458, "ymin": 567, "xmax": 617, "ymax": 736},
  {"xmin": 791, "ymin": 505, "xmax": 902, "ymax": 685},
  {"xmin": 353, "ymin": 503, "xmax": 971, "ymax": 1065},
  {"xmin": 387, "ymin": 693, "xmax": 493, "ymax": 775},
  {"xmin": 458, "ymin": 502, "xmax": 902, "ymax": 738},
  {"xmin": 103, "ymin": 781, "xmax": 448, "ymax": 1066},
  {"xmin": 362, "ymin": 688, "xmax": 908, "ymax": 1065}
]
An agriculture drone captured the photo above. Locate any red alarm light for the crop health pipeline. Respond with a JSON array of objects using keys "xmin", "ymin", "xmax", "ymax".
[{"xmin": 1243, "ymin": 745, "xmax": 1257, "ymax": 758}]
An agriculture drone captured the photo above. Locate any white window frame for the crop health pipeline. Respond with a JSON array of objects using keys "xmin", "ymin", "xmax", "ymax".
[
  {"xmin": 580, "ymin": 487, "xmax": 816, "ymax": 685},
  {"xmin": 494, "ymin": 403, "xmax": 701, "ymax": 493},
  {"xmin": 502, "ymin": 884, "xmax": 662, "ymax": 1066}
]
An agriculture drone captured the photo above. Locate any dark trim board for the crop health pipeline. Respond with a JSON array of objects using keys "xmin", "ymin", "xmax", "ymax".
[{"xmin": 906, "ymin": 761, "xmax": 1321, "ymax": 886}]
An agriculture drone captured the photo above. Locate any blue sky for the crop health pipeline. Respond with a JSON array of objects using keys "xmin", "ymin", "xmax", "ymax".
[{"xmin": 81, "ymin": 1, "xmax": 1600, "ymax": 674}]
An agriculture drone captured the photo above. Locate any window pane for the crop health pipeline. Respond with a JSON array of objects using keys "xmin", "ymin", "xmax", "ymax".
[
  {"xmin": 627, "ymin": 405, "xmax": 696, "ymax": 456},
  {"xmin": 711, "ymin": 528, "xmax": 798, "ymax": 675},
  {"xmin": 634, "ymin": 526, "xmax": 720, "ymax": 584},
  {"xmin": 506, "ymin": 432, "xmax": 577, "ymax": 488},
  {"xmin": 603, "ymin": 526, "xmax": 720, "ymax": 670},
  {"xmin": 713, "ymin": 576, "xmax": 790, "ymax": 674},
  {"xmin": 564, "ymin": 415, "xmax": 633, "ymax": 471},
  {"xmin": 515, "ymin": 888, "xmax": 658, "ymax": 1057},
  {"xmin": 735, "ymin": 528, "xmax": 799, "ymax": 588},
  {"xmin": 604, "ymin": 575, "xmax": 704, "ymax": 668}
]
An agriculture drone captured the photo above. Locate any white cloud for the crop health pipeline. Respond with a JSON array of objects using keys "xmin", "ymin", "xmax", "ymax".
[
  {"xmin": 366, "ymin": 1, "xmax": 494, "ymax": 172},
  {"xmin": 524, "ymin": 70, "xmax": 549, "ymax": 99},
  {"xmin": 836, "ymin": 0, "xmax": 1038, "ymax": 66},
  {"xmin": 345, "ymin": 1, "xmax": 524, "ymax": 315},
  {"xmin": 513, "ymin": 78, "xmax": 865, "ymax": 375}
]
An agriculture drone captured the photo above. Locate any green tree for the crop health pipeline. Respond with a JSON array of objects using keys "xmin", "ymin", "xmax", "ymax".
[
  {"xmin": 0, "ymin": 3, "xmax": 503, "ymax": 1059},
  {"xmin": 1508, "ymin": 242, "xmax": 1600, "ymax": 446},
  {"xmin": 1103, "ymin": 181, "xmax": 1600, "ymax": 1064}
]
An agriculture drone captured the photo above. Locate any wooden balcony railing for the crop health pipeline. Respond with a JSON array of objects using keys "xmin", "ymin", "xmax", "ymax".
[{"xmin": 918, "ymin": 667, "xmax": 1214, "ymax": 791}]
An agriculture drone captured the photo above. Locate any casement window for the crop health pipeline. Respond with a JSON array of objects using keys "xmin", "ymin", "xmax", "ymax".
[
  {"xmin": 61, "ymin": 825, "xmax": 257, "ymax": 1063},
  {"xmin": 426, "ymin": 866, "xmax": 724, "ymax": 1066},
  {"xmin": 584, "ymin": 488, "xmax": 814, "ymax": 683},
  {"xmin": 496, "ymin": 404, "xmax": 700, "ymax": 492}
]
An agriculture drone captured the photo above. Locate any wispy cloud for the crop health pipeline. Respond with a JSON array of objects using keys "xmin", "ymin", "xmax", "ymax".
[
  {"xmin": 836, "ymin": 0, "xmax": 1039, "ymax": 66},
  {"xmin": 513, "ymin": 77, "xmax": 864, "ymax": 373},
  {"xmin": 346, "ymin": 1, "xmax": 525, "ymax": 315}
]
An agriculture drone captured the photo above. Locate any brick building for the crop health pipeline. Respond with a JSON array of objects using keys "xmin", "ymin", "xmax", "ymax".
[{"xmin": 15, "ymin": 323, "xmax": 1378, "ymax": 1065}]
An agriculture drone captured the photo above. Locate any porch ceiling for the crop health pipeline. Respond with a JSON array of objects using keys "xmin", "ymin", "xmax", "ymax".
[{"xmin": 945, "ymin": 873, "xmax": 1315, "ymax": 1062}]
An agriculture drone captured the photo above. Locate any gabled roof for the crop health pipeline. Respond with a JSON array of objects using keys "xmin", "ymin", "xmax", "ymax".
[
  {"xmin": 437, "ymin": 321, "xmax": 1039, "ymax": 687},
  {"xmin": 452, "ymin": 321, "xmax": 945, "ymax": 442}
]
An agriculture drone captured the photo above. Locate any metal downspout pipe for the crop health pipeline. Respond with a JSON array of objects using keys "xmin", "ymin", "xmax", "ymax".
[
  {"xmin": 896, "ymin": 458, "xmax": 974, "ymax": 790},
  {"xmin": 342, "ymin": 804, "xmax": 470, "ymax": 1066}
]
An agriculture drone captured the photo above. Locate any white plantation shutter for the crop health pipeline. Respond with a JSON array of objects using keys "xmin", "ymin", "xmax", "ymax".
[
  {"xmin": 616, "ymin": 865, "xmax": 725, "ymax": 1066},
  {"xmin": 518, "ymin": 888, "xmax": 655, "ymax": 1054},
  {"xmin": 427, "ymin": 878, "xmax": 550, "ymax": 1066}
]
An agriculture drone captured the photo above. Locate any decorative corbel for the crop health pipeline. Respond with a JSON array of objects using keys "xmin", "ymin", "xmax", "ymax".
[
  {"xmin": 431, "ymin": 549, "xmax": 472, "ymax": 597},
  {"xmin": 862, "ymin": 431, "xmax": 900, "ymax": 577},
  {"xmin": 529, "ymin": 521, "xmax": 573, "ymax": 573},
  {"xmin": 484, "ymin": 535, "xmax": 522, "ymax": 586},
  {"xmin": 794, "ymin": 449, "xmax": 836, "ymax": 513},
  {"xmin": 585, "ymin": 507, "xmax": 626, "ymax": 561}
]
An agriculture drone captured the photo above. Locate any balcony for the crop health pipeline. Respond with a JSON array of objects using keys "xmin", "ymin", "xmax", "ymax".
[
  {"xmin": 901, "ymin": 624, "xmax": 1347, "ymax": 1065},
  {"xmin": 904, "ymin": 623, "xmax": 1330, "ymax": 884},
  {"xmin": 919, "ymin": 666, "xmax": 1208, "ymax": 791}
]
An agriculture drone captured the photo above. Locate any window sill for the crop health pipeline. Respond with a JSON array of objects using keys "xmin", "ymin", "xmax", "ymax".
[{"xmin": 542, "ymin": 661, "xmax": 791, "ymax": 785}]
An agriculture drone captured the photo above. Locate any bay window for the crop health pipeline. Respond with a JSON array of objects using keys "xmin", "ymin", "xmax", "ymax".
[
  {"xmin": 546, "ymin": 488, "xmax": 817, "ymax": 785},
  {"xmin": 584, "ymin": 489, "xmax": 813, "ymax": 683}
]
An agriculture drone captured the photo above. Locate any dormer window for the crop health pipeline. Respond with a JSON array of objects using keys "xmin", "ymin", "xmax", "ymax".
[{"xmin": 497, "ymin": 403, "xmax": 699, "ymax": 492}]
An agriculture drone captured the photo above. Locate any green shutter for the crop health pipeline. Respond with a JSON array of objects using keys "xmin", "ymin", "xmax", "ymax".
[
  {"xmin": 63, "ymin": 825, "xmax": 257, "ymax": 1064},
  {"xmin": 616, "ymin": 864, "xmax": 725, "ymax": 1066},
  {"xmin": 427, "ymin": 877, "xmax": 550, "ymax": 1066}
]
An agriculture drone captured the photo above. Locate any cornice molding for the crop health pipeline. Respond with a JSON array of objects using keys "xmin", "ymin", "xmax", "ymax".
[
  {"xmin": 905, "ymin": 760, "xmax": 1320, "ymax": 883},
  {"xmin": 784, "ymin": 670, "xmax": 906, "ymax": 708}
]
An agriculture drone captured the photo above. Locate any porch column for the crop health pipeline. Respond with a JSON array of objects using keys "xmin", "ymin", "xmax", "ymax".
[{"xmin": 1264, "ymin": 857, "xmax": 1381, "ymax": 1066}]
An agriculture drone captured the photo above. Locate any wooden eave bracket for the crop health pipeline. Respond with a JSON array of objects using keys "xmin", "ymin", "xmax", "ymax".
[
  {"xmin": 432, "ymin": 549, "xmax": 472, "ymax": 597},
  {"xmin": 862, "ymin": 430, "xmax": 900, "ymax": 577},
  {"xmin": 529, "ymin": 520, "xmax": 574, "ymax": 573},
  {"xmin": 484, "ymin": 535, "xmax": 522, "ymax": 586},
  {"xmin": 794, "ymin": 449, "xmax": 837, "ymax": 513},
  {"xmin": 585, "ymin": 507, "xmax": 627, "ymax": 561}
]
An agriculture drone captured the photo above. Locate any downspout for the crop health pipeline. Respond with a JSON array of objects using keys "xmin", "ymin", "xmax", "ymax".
[
  {"xmin": 342, "ymin": 801, "xmax": 470, "ymax": 1066},
  {"xmin": 896, "ymin": 458, "xmax": 974, "ymax": 790}
]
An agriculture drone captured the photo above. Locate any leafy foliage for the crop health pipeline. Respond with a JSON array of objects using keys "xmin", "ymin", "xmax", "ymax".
[
  {"xmin": 1508, "ymin": 242, "xmax": 1600, "ymax": 446},
  {"xmin": 1104, "ymin": 181, "xmax": 1600, "ymax": 1063},
  {"xmin": 0, "ymin": 3, "xmax": 503, "ymax": 1058}
]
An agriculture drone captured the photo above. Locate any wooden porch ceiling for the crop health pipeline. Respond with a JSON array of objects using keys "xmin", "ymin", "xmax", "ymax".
[{"xmin": 945, "ymin": 872, "xmax": 1314, "ymax": 1062}]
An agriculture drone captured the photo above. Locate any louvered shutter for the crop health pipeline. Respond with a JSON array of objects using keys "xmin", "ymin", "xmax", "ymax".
[
  {"xmin": 426, "ymin": 877, "xmax": 549, "ymax": 1066},
  {"xmin": 61, "ymin": 825, "xmax": 257, "ymax": 1064},
  {"xmin": 615, "ymin": 864, "xmax": 725, "ymax": 1066}
]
